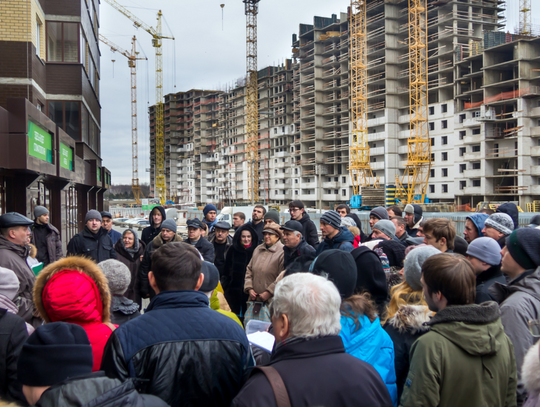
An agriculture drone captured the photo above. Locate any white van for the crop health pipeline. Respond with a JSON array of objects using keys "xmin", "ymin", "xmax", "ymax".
[{"xmin": 216, "ymin": 206, "xmax": 268, "ymax": 225}]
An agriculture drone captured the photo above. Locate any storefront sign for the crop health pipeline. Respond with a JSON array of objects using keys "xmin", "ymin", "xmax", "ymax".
[
  {"xmin": 97, "ymin": 167, "xmax": 101, "ymax": 182},
  {"xmin": 28, "ymin": 121, "xmax": 52, "ymax": 163},
  {"xmin": 60, "ymin": 143, "xmax": 73, "ymax": 170}
]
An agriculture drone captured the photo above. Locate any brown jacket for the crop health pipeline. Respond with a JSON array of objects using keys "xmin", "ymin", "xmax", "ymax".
[{"xmin": 244, "ymin": 241, "xmax": 284, "ymax": 298}]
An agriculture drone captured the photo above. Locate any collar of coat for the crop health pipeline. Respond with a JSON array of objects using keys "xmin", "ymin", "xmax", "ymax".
[
  {"xmin": 489, "ymin": 268, "xmax": 540, "ymax": 304},
  {"xmin": 0, "ymin": 235, "xmax": 29, "ymax": 258},
  {"xmin": 152, "ymin": 232, "xmax": 182, "ymax": 249},
  {"xmin": 426, "ymin": 301, "xmax": 500, "ymax": 327},
  {"xmin": 146, "ymin": 290, "xmax": 209, "ymax": 311},
  {"xmin": 270, "ymin": 335, "xmax": 345, "ymax": 364},
  {"xmin": 387, "ymin": 304, "xmax": 432, "ymax": 335}
]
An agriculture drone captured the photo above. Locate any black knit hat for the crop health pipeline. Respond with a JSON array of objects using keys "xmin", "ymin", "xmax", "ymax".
[
  {"xmin": 375, "ymin": 239, "xmax": 406, "ymax": 268},
  {"xmin": 506, "ymin": 229, "xmax": 540, "ymax": 270},
  {"xmin": 18, "ymin": 322, "xmax": 94, "ymax": 386},
  {"xmin": 310, "ymin": 249, "xmax": 357, "ymax": 298}
]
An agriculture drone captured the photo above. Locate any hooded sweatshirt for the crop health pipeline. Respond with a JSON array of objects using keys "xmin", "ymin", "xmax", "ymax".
[
  {"xmin": 466, "ymin": 213, "xmax": 489, "ymax": 239},
  {"xmin": 497, "ymin": 203, "xmax": 520, "ymax": 230},
  {"xmin": 141, "ymin": 206, "xmax": 166, "ymax": 245},
  {"xmin": 316, "ymin": 227, "xmax": 355, "ymax": 255},
  {"xmin": 400, "ymin": 302, "xmax": 517, "ymax": 407}
]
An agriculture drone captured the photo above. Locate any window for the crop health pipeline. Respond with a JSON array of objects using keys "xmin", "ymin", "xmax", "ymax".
[
  {"xmin": 473, "ymin": 111, "xmax": 481, "ymax": 118},
  {"xmin": 442, "ymin": 136, "xmax": 448, "ymax": 145},
  {"xmin": 442, "ymin": 152, "xmax": 448, "ymax": 161},
  {"xmin": 472, "ymin": 179, "xmax": 481, "ymax": 187},
  {"xmin": 472, "ymin": 162, "xmax": 481, "ymax": 169},
  {"xmin": 47, "ymin": 22, "xmax": 79, "ymax": 62},
  {"xmin": 442, "ymin": 184, "xmax": 448, "ymax": 193},
  {"xmin": 441, "ymin": 120, "xmax": 448, "ymax": 129},
  {"xmin": 430, "ymin": 138, "xmax": 435, "ymax": 146},
  {"xmin": 429, "ymin": 106, "xmax": 434, "ymax": 115},
  {"xmin": 459, "ymin": 114, "xmax": 466, "ymax": 123},
  {"xmin": 431, "ymin": 153, "xmax": 435, "ymax": 162},
  {"xmin": 430, "ymin": 169, "xmax": 435, "ymax": 177},
  {"xmin": 429, "ymin": 185, "xmax": 435, "ymax": 193},
  {"xmin": 459, "ymin": 130, "xmax": 466, "ymax": 140},
  {"xmin": 441, "ymin": 104, "xmax": 447, "ymax": 113},
  {"xmin": 442, "ymin": 168, "xmax": 448, "ymax": 177},
  {"xmin": 36, "ymin": 18, "xmax": 42, "ymax": 57},
  {"xmin": 460, "ymin": 181, "xmax": 466, "ymax": 190},
  {"xmin": 472, "ymin": 145, "xmax": 480, "ymax": 152},
  {"xmin": 459, "ymin": 164, "xmax": 466, "ymax": 173},
  {"xmin": 459, "ymin": 147, "xmax": 466, "ymax": 156},
  {"xmin": 342, "ymin": 176, "xmax": 346, "ymax": 183},
  {"xmin": 342, "ymin": 189, "xmax": 346, "ymax": 196},
  {"xmin": 429, "ymin": 122, "xmax": 435, "ymax": 131},
  {"xmin": 472, "ymin": 128, "xmax": 481, "ymax": 135}
]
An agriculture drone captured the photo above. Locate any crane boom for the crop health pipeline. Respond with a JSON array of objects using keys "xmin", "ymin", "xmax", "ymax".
[
  {"xmin": 244, "ymin": 0, "xmax": 260, "ymax": 204},
  {"xmin": 99, "ymin": 34, "xmax": 146, "ymax": 204},
  {"xmin": 104, "ymin": 0, "xmax": 174, "ymax": 205}
]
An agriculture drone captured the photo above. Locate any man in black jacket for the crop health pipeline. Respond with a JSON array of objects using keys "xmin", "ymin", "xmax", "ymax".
[
  {"xmin": 281, "ymin": 220, "xmax": 315, "ymax": 268},
  {"xmin": 30, "ymin": 206, "xmax": 63, "ymax": 267},
  {"xmin": 67, "ymin": 210, "xmax": 116, "ymax": 263},
  {"xmin": 466, "ymin": 237, "xmax": 506, "ymax": 304},
  {"xmin": 232, "ymin": 272, "xmax": 392, "ymax": 407},
  {"xmin": 209, "ymin": 221, "xmax": 233, "ymax": 276},
  {"xmin": 185, "ymin": 218, "xmax": 214, "ymax": 262},
  {"xmin": 289, "ymin": 200, "xmax": 319, "ymax": 248},
  {"xmin": 18, "ymin": 322, "xmax": 166, "ymax": 407},
  {"xmin": 141, "ymin": 206, "xmax": 166, "ymax": 245},
  {"xmin": 102, "ymin": 242, "xmax": 251, "ymax": 407}
]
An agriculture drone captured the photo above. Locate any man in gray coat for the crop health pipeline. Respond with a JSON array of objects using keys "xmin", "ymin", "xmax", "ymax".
[{"xmin": 490, "ymin": 228, "xmax": 540, "ymax": 405}]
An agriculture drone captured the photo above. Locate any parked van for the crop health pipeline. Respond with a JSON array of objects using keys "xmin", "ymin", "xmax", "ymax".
[{"xmin": 216, "ymin": 206, "xmax": 268, "ymax": 225}]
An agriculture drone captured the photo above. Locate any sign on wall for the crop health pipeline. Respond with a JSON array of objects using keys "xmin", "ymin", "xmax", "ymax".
[
  {"xmin": 60, "ymin": 143, "xmax": 73, "ymax": 170},
  {"xmin": 28, "ymin": 121, "xmax": 52, "ymax": 163}
]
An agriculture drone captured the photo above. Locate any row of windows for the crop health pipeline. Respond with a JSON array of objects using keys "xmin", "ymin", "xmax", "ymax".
[
  {"xmin": 428, "ymin": 120, "xmax": 448, "ymax": 131},
  {"xmin": 428, "ymin": 104, "xmax": 448, "ymax": 115}
]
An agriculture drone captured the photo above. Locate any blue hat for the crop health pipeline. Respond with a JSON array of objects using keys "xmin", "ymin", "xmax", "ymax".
[{"xmin": 203, "ymin": 204, "xmax": 218, "ymax": 216}]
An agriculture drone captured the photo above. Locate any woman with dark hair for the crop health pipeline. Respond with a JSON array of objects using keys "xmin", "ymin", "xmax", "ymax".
[
  {"xmin": 114, "ymin": 228, "xmax": 145, "ymax": 305},
  {"xmin": 222, "ymin": 224, "xmax": 260, "ymax": 320}
]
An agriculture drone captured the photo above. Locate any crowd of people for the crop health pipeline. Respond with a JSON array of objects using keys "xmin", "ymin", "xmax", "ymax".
[{"xmin": 0, "ymin": 201, "xmax": 539, "ymax": 406}]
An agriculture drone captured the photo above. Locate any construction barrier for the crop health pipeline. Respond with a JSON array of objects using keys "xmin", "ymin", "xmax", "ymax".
[{"xmin": 464, "ymin": 86, "xmax": 540, "ymax": 109}]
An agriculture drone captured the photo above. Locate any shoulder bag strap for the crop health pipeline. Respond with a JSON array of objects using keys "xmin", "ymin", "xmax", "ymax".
[{"xmin": 251, "ymin": 366, "xmax": 291, "ymax": 407}]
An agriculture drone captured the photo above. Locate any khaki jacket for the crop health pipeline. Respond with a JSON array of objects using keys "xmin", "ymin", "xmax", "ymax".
[{"xmin": 244, "ymin": 241, "xmax": 284, "ymax": 298}]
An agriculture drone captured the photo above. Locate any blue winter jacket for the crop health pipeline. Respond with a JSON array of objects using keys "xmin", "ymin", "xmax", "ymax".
[
  {"xmin": 340, "ymin": 313, "xmax": 398, "ymax": 406},
  {"xmin": 466, "ymin": 213, "xmax": 489, "ymax": 237},
  {"xmin": 316, "ymin": 227, "xmax": 355, "ymax": 255},
  {"xmin": 108, "ymin": 229, "xmax": 122, "ymax": 246}
]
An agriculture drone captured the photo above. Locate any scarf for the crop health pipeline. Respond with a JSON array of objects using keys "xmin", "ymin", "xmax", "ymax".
[
  {"xmin": 203, "ymin": 218, "xmax": 218, "ymax": 231},
  {"xmin": 111, "ymin": 295, "xmax": 140, "ymax": 315},
  {"xmin": 121, "ymin": 229, "xmax": 140, "ymax": 257}
]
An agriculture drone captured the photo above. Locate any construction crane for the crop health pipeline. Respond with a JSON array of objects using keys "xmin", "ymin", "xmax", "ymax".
[
  {"xmin": 104, "ymin": 0, "xmax": 174, "ymax": 205},
  {"xmin": 395, "ymin": 0, "xmax": 430, "ymax": 204},
  {"xmin": 99, "ymin": 34, "xmax": 147, "ymax": 204},
  {"xmin": 244, "ymin": 0, "xmax": 260, "ymax": 204},
  {"xmin": 519, "ymin": 0, "xmax": 531, "ymax": 36},
  {"xmin": 349, "ymin": 0, "xmax": 378, "ymax": 207}
]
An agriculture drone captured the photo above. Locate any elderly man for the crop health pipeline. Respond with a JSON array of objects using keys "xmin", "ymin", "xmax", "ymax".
[
  {"xmin": 208, "ymin": 221, "xmax": 233, "ymax": 275},
  {"xmin": 185, "ymin": 218, "xmax": 214, "ymax": 262},
  {"xmin": 67, "ymin": 210, "xmax": 116, "ymax": 263},
  {"xmin": 101, "ymin": 211, "xmax": 122, "ymax": 245},
  {"xmin": 232, "ymin": 272, "xmax": 392, "ymax": 407},
  {"xmin": 280, "ymin": 220, "xmax": 315, "ymax": 268}
]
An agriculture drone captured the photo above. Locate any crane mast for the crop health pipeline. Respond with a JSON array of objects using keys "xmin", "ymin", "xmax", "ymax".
[
  {"xmin": 104, "ymin": 0, "xmax": 174, "ymax": 205},
  {"xmin": 244, "ymin": 0, "xmax": 260, "ymax": 204},
  {"xmin": 99, "ymin": 34, "xmax": 146, "ymax": 204},
  {"xmin": 395, "ymin": 0, "xmax": 430, "ymax": 204},
  {"xmin": 349, "ymin": 0, "xmax": 377, "ymax": 196},
  {"xmin": 519, "ymin": 0, "xmax": 531, "ymax": 36}
]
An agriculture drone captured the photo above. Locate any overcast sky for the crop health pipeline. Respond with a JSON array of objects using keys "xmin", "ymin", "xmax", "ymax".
[{"xmin": 99, "ymin": 0, "xmax": 523, "ymax": 185}]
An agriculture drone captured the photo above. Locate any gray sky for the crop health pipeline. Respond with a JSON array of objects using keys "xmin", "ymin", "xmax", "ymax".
[{"xmin": 100, "ymin": 0, "xmax": 523, "ymax": 185}]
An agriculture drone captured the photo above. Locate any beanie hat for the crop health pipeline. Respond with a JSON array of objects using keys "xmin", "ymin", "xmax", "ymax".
[
  {"xmin": 405, "ymin": 204, "xmax": 423, "ymax": 224},
  {"xmin": 375, "ymin": 239, "xmax": 406, "ymax": 268},
  {"xmin": 404, "ymin": 204, "xmax": 415, "ymax": 215},
  {"xmin": 404, "ymin": 245, "xmax": 441, "ymax": 291},
  {"xmin": 200, "ymin": 261, "xmax": 219, "ymax": 292},
  {"xmin": 203, "ymin": 204, "xmax": 218, "ymax": 217},
  {"xmin": 310, "ymin": 249, "xmax": 357, "ymax": 298},
  {"xmin": 263, "ymin": 223, "xmax": 283, "ymax": 240},
  {"xmin": 506, "ymin": 229, "xmax": 540, "ymax": 271},
  {"xmin": 529, "ymin": 214, "xmax": 540, "ymax": 227},
  {"xmin": 264, "ymin": 209, "xmax": 280, "ymax": 225},
  {"xmin": 340, "ymin": 217, "xmax": 356, "ymax": 228},
  {"xmin": 85, "ymin": 209, "xmax": 102, "ymax": 223},
  {"xmin": 0, "ymin": 267, "xmax": 20, "ymax": 300},
  {"xmin": 484, "ymin": 213, "xmax": 514, "ymax": 236},
  {"xmin": 161, "ymin": 219, "xmax": 178, "ymax": 234},
  {"xmin": 34, "ymin": 205, "xmax": 49, "ymax": 218},
  {"xmin": 466, "ymin": 237, "xmax": 502, "ymax": 266},
  {"xmin": 453, "ymin": 235, "xmax": 469, "ymax": 256},
  {"xmin": 321, "ymin": 210, "xmax": 342, "ymax": 230},
  {"xmin": 17, "ymin": 322, "xmax": 94, "ymax": 386},
  {"xmin": 370, "ymin": 206, "xmax": 389, "ymax": 220},
  {"xmin": 98, "ymin": 259, "xmax": 131, "ymax": 295},
  {"xmin": 372, "ymin": 219, "xmax": 396, "ymax": 240}
]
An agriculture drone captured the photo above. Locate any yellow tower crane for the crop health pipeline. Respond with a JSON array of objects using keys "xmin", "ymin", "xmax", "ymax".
[
  {"xmin": 349, "ymin": 0, "xmax": 378, "ymax": 202},
  {"xmin": 395, "ymin": 0, "xmax": 430, "ymax": 204},
  {"xmin": 519, "ymin": 0, "xmax": 531, "ymax": 36},
  {"xmin": 104, "ymin": 0, "xmax": 174, "ymax": 205},
  {"xmin": 99, "ymin": 35, "xmax": 147, "ymax": 204},
  {"xmin": 244, "ymin": 0, "xmax": 260, "ymax": 204}
]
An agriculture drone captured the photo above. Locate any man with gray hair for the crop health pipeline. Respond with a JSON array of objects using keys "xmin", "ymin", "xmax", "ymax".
[
  {"xmin": 232, "ymin": 272, "xmax": 392, "ymax": 407},
  {"xmin": 280, "ymin": 220, "xmax": 315, "ymax": 268}
]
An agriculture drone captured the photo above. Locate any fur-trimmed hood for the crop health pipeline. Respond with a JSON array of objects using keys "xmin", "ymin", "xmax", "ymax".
[
  {"xmin": 388, "ymin": 304, "xmax": 432, "ymax": 335},
  {"xmin": 523, "ymin": 341, "xmax": 540, "ymax": 399},
  {"xmin": 34, "ymin": 256, "xmax": 111, "ymax": 324}
]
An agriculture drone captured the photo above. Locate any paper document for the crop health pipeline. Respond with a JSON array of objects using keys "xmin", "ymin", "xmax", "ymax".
[{"xmin": 247, "ymin": 331, "xmax": 275, "ymax": 353}]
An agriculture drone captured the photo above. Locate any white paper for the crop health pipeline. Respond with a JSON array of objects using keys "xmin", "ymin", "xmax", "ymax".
[{"xmin": 247, "ymin": 331, "xmax": 275, "ymax": 353}]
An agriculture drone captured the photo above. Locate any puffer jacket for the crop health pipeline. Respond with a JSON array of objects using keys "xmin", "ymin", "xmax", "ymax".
[
  {"xmin": 244, "ymin": 241, "xmax": 284, "ymax": 298},
  {"xmin": 138, "ymin": 232, "xmax": 183, "ymax": 299},
  {"xmin": 315, "ymin": 226, "xmax": 355, "ymax": 255},
  {"xmin": 208, "ymin": 233, "xmax": 233, "ymax": 275},
  {"xmin": 490, "ymin": 268, "xmax": 540, "ymax": 405},
  {"xmin": 283, "ymin": 239, "xmax": 315, "ymax": 268},
  {"xmin": 497, "ymin": 203, "xmax": 520, "ymax": 230},
  {"xmin": 67, "ymin": 227, "xmax": 117, "ymax": 263},
  {"xmin": 0, "ymin": 309, "xmax": 28, "ymax": 404},
  {"xmin": 400, "ymin": 302, "xmax": 517, "ymax": 407},
  {"xmin": 297, "ymin": 212, "xmax": 319, "ymax": 248},
  {"xmin": 0, "ymin": 235, "xmax": 40, "ymax": 328},
  {"xmin": 522, "ymin": 341, "xmax": 540, "ymax": 407},
  {"xmin": 101, "ymin": 290, "xmax": 251, "ymax": 407},
  {"xmin": 141, "ymin": 206, "xmax": 166, "ymax": 245},
  {"xmin": 383, "ymin": 305, "xmax": 432, "ymax": 400},
  {"xmin": 35, "ymin": 372, "xmax": 168, "ymax": 407},
  {"xmin": 30, "ymin": 222, "xmax": 63, "ymax": 266},
  {"xmin": 115, "ymin": 236, "xmax": 146, "ymax": 304},
  {"xmin": 222, "ymin": 224, "xmax": 259, "ymax": 316},
  {"xmin": 34, "ymin": 256, "xmax": 116, "ymax": 371},
  {"xmin": 340, "ymin": 313, "xmax": 398, "ymax": 406}
]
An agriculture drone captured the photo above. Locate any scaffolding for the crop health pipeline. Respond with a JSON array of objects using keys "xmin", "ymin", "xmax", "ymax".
[
  {"xmin": 349, "ymin": 0, "xmax": 378, "ymax": 195},
  {"xmin": 395, "ymin": 0, "xmax": 431, "ymax": 204}
]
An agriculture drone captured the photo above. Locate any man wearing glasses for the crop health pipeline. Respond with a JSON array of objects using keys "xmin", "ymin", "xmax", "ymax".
[{"xmin": 288, "ymin": 200, "xmax": 319, "ymax": 249}]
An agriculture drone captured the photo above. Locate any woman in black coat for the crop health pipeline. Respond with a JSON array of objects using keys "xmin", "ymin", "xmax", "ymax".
[
  {"xmin": 114, "ymin": 229, "xmax": 146, "ymax": 305},
  {"xmin": 222, "ymin": 224, "xmax": 260, "ymax": 319}
]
